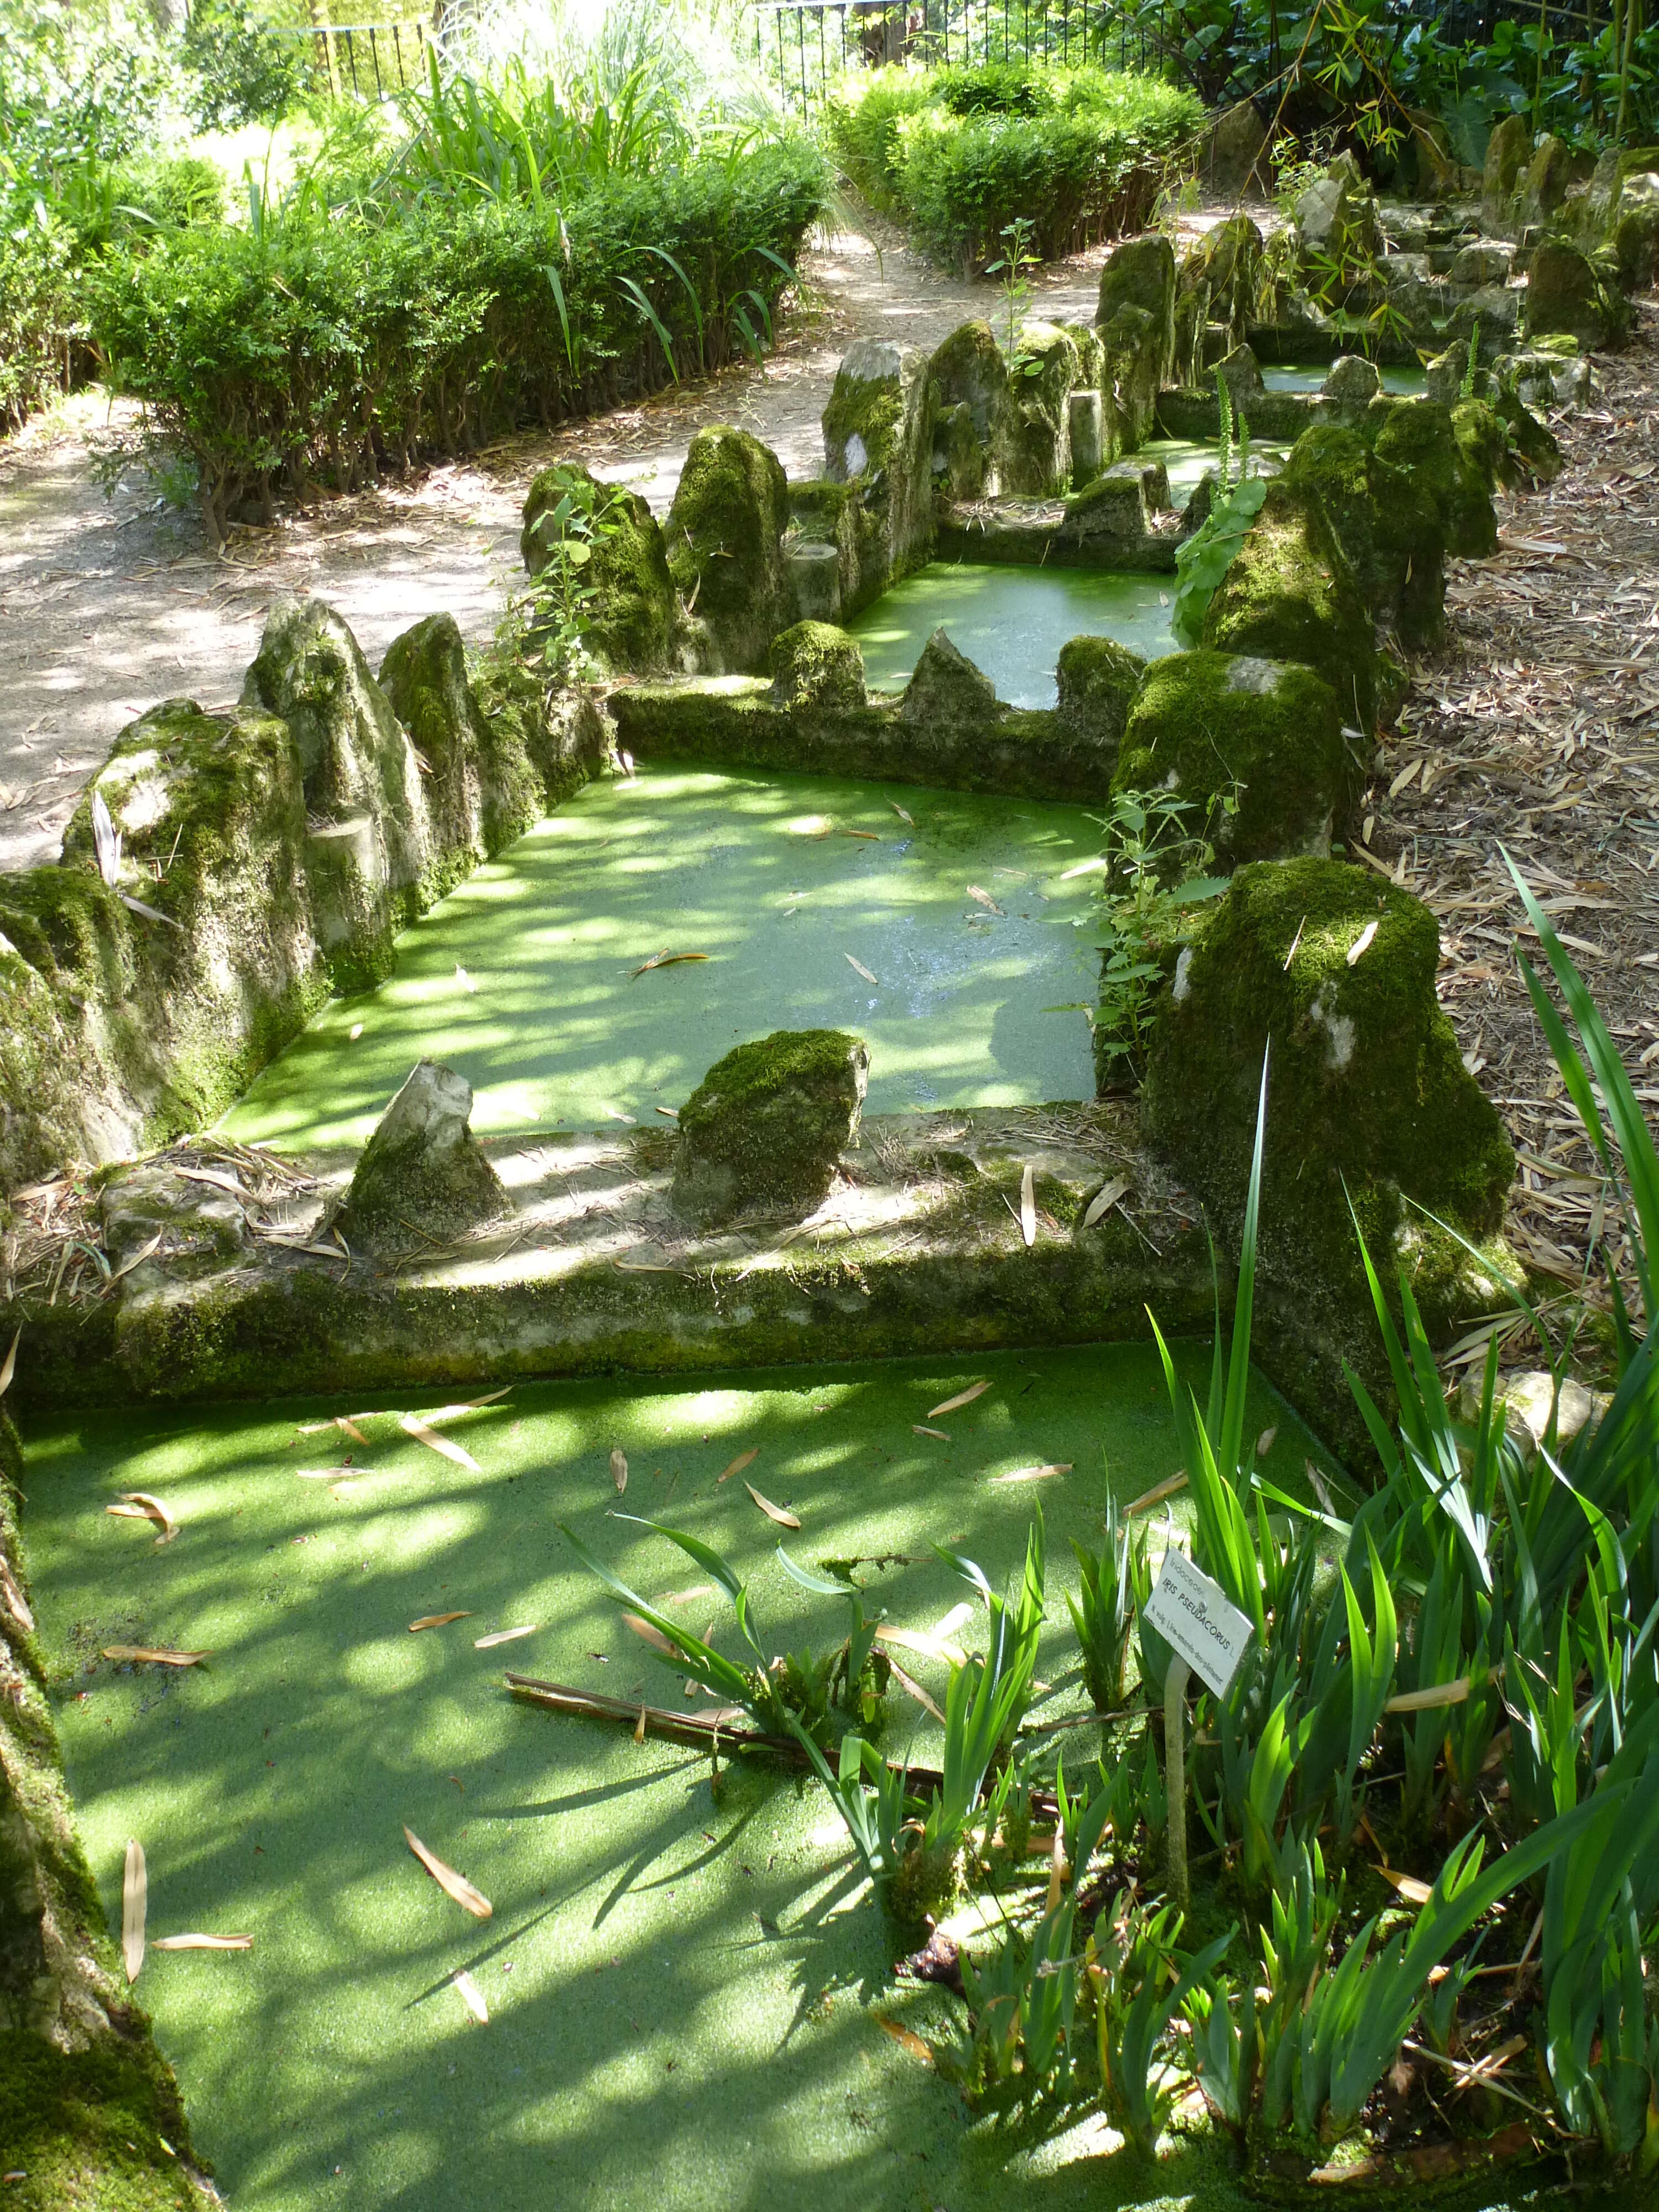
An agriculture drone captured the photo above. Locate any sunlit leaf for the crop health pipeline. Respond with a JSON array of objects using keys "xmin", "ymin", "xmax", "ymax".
[{"xmin": 404, "ymin": 1827, "xmax": 492, "ymax": 1918}]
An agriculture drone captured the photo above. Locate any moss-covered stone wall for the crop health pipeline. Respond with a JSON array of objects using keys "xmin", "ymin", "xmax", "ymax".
[{"xmin": 0, "ymin": 1410, "xmax": 212, "ymax": 2206}]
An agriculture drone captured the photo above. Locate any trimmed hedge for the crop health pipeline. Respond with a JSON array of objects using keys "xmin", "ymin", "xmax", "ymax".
[
  {"xmin": 91, "ymin": 142, "xmax": 827, "ymax": 536},
  {"xmin": 827, "ymin": 62, "xmax": 1203, "ymax": 272}
]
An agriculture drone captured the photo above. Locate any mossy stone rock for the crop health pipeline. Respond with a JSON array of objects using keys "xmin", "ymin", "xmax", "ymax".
[
  {"xmin": 1005, "ymin": 320, "xmax": 1083, "ymax": 495},
  {"xmin": 1096, "ymin": 302, "xmax": 1164, "ymax": 450},
  {"xmin": 672, "ymin": 1028, "xmax": 869, "ymax": 1225},
  {"xmin": 1370, "ymin": 398, "xmax": 1498, "ymax": 561},
  {"xmin": 1095, "ymin": 234, "xmax": 1176, "ymax": 384},
  {"xmin": 380, "ymin": 613, "xmax": 541, "ymax": 866},
  {"xmin": 1482, "ymin": 111, "xmax": 1531, "ymax": 231},
  {"xmin": 1142, "ymin": 857, "xmax": 1517, "ymax": 1455},
  {"xmin": 1320, "ymin": 354, "xmax": 1383, "ymax": 408},
  {"xmin": 901, "ymin": 629, "xmax": 998, "ymax": 723},
  {"xmin": 1200, "ymin": 478, "xmax": 1377, "ymax": 733},
  {"xmin": 1526, "ymin": 238, "xmax": 1621, "ymax": 348},
  {"xmin": 1180, "ymin": 215, "xmax": 1262, "ymax": 345},
  {"xmin": 769, "ymin": 621, "xmax": 867, "ymax": 713},
  {"xmin": 1518, "ymin": 133, "xmax": 1573, "ymax": 229},
  {"xmin": 1055, "ymin": 634, "xmax": 1146, "ymax": 767},
  {"xmin": 822, "ymin": 339, "xmax": 936, "ymax": 604},
  {"xmin": 335, "ymin": 1060, "xmax": 507, "ymax": 1259},
  {"xmin": 1281, "ymin": 424, "xmax": 1446, "ymax": 646},
  {"xmin": 242, "ymin": 598, "xmax": 432, "ymax": 983},
  {"xmin": 928, "ymin": 320, "xmax": 1014, "ymax": 497},
  {"xmin": 664, "ymin": 426, "xmax": 792, "ymax": 677},
  {"xmin": 520, "ymin": 461, "xmax": 677, "ymax": 675},
  {"xmin": 1114, "ymin": 651, "xmax": 1351, "ymax": 865}
]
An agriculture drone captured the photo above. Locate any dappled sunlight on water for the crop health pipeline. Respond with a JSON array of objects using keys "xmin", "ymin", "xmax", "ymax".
[{"xmin": 222, "ymin": 766, "xmax": 1104, "ymax": 1151}]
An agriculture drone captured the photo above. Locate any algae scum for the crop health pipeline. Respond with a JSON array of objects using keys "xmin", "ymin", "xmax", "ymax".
[
  {"xmin": 24, "ymin": 1349, "xmax": 1332, "ymax": 2212},
  {"xmin": 224, "ymin": 765, "xmax": 1103, "ymax": 1151}
]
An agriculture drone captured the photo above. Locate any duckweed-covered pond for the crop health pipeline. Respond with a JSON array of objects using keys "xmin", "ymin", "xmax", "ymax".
[
  {"xmin": 23, "ymin": 1347, "xmax": 1337, "ymax": 2212},
  {"xmin": 222, "ymin": 766, "xmax": 1105, "ymax": 1154},
  {"xmin": 847, "ymin": 562, "xmax": 1178, "ymax": 706}
]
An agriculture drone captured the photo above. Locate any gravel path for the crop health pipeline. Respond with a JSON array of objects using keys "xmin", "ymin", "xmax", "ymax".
[{"xmin": 0, "ymin": 213, "xmax": 1105, "ymax": 875}]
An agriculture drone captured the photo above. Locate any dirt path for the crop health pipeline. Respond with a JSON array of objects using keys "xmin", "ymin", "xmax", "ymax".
[{"xmin": 0, "ymin": 213, "xmax": 1102, "ymax": 875}]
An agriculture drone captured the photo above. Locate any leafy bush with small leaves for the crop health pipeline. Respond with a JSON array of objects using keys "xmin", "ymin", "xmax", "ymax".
[
  {"xmin": 826, "ymin": 63, "xmax": 1201, "ymax": 273},
  {"xmin": 181, "ymin": 0, "xmax": 302, "ymax": 131}
]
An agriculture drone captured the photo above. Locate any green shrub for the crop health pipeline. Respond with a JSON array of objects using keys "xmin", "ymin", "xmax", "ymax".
[
  {"xmin": 180, "ymin": 0, "xmax": 302, "ymax": 130},
  {"xmin": 0, "ymin": 200, "xmax": 80, "ymax": 434},
  {"xmin": 91, "ymin": 140, "xmax": 828, "ymax": 534},
  {"xmin": 827, "ymin": 64, "xmax": 1202, "ymax": 272}
]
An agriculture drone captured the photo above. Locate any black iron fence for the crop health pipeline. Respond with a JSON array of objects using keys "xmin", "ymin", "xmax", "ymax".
[
  {"xmin": 271, "ymin": 18, "xmax": 431, "ymax": 101},
  {"xmin": 751, "ymin": 0, "xmax": 1185, "ymax": 108}
]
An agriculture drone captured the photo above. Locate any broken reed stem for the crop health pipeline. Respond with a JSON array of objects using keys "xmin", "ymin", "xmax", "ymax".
[
  {"xmin": 504, "ymin": 1672, "xmax": 1066, "ymax": 1818},
  {"xmin": 1164, "ymin": 1655, "xmax": 1191, "ymax": 1911}
]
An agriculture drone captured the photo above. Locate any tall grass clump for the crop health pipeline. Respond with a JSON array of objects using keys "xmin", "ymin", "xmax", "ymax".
[{"xmin": 826, "ymin": 61, "xmax": 1202, "ymax": 273}]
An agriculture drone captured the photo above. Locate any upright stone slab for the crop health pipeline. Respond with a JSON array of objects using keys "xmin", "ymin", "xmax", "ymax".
[
  {"xmin": 672, "ymin": 1029, "xmax": 869, "ymax": 1225},
  {"xmin": 901, "ymin": 629, "xmax": 998, "ymax": 723},
  {"xmin": 380, "ymin": 613, "xmax": 542, "ymax": 870},
  {"xmin": 1200, "ymin": 478, "xmax": 1377, "ymax": 732},
  {"xmin": 1281, "ymin": 424, "xmax": 1446, "ymax": 645},
  {"xmin": 335, "ymin": 1060, "xmax": 507, "ymax": 1258},
  {"xmin": 1142, "ymin": 858, "xmax": 1517, "ymax": 1452},
  {"xmin": 1482, "ymin": 112, "xmax": 1531, "ymax": 232},
  {"xmin": 242, "ymin": 598, "xmax": 433, "ymax": 987},
  {"xmin": 822, "ymin": 340, "xmax": 936, "ymax": 608},
  {"xmin": 1113, "ymin": 651, "xmax": 1350, "ymax": 865},
  {"xmin": 1055, "ymin": 635, "xmax": 1145, "ymax": 769},
  {"xmin": 1095, "ymin": 234, "xmax": 1177, "ymax": 390},
  {"xmin": 928, "ymin": 320, "xmax": 1016, "ymax": 498},
  {"xmin": 1526, "ymin": 239, "xmax": 1620, "ymax": 348},
  {"xmin": 664, "ymin": 426, "xmax": 793, "ymax": 676},
  {"xmin": 520, "ymin": 461, "xmax": 679, "ymax": 675}
]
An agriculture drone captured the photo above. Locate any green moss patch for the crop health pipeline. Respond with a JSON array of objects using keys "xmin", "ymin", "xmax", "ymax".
[{"xmin": 1201, "ymin": 479, "xmax": 1377, "ymax": 733}]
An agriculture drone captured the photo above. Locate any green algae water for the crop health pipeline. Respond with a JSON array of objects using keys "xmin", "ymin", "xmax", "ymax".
[
  {"xmin": 1141, "ymin": 436, "xmax": 1290, "ymax": 501},
  {"xmin": 21, "ymin": 1347, "xmax": 1339, "ymax": 2212},
  {"xmin": 222, "ymin": 766, "xmax": 1103, "ymax": 1155},
  {"xmin": 1260, "ymin": 362, "xmax": 1429, "ymax": 395},
  {"xmin": 847, "ymin": 562, "xmax": 1177, "ymax": 706}
]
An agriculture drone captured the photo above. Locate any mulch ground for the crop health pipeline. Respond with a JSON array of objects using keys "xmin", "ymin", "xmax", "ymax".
[{"xmin": 1364, "ymin": 294, "xmax": 1659, "ymax": 1368}]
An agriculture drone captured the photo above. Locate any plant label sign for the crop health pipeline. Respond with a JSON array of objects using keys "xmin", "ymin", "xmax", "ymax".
[{"xmin": 1143, "ymin": 1549, "xmax": 1253, "ymax": 1698}]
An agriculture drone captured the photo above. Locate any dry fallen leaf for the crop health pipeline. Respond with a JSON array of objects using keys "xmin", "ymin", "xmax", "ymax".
[
  {"xmin": 408, "ymin": 1613, "xmax": 472, "ymax": 1633},
  {"xmin": 455, "ymin": 964, "xmax": 476, "ymax": 993},
  {"xmin": 632, "ymin": 950, "xmax": 711, "ymax": 978},
  {"xmin": 745, "ymin": 1483, "xmax": 800, "ymax": 1530},
  {"xmin": 611, "ymin": 1447, "xmax": 628, "ymax": 1494},
  {"xmin": 1126, "ymin": 1470, "xmax": 1188, "ymax": 1516},
  {"xmin": 1385, "ymin": 1676, "xmax": 1472, "ymax": 1714},
  {"xmin": 0, "ymin": 1551, "xmax": 34, "ymax": 1634},
  {"xmin": 1378, "ymin": 1867, "xmax": 1434, "ymax": 1906},
  {"xmin": 421, "ymin": 1388, "xmax": 511, "ymax": 1427},
  {"xmin": 840, "ymin": 828, "xmax": 880, "ymax": 841},
  {"xmin": 294, "ymin": 1467, "xmax": 352, "ymax": 1480},
  {"xmin": 454, "ymin": 1969, "xmax": 489, "ymax": 2023},
  {"xmin": 102, "ymin": 1647, "xmax": 209, "ymax": 1667},
  {"xmin": 123, "ymin": 1839, "xmax": 146, "ymax": 1984},
  {"xmin": 1082, "ymin": 1178, "xmax": 1128, "ymax": 1230},
  {"xmin": 928, "ymin": 1380, "xmax": 990, "ymax": 1418},
  {"xmin": 1347, "ymin": 920, "xmax": 1379, "ymax": 966},
  {"xmin": 888, "ymin": 800, "xmax": 914, "ymax": 826},
  {"xmin": 1019, "ymin": 1164, "xmax": 1036, "ymax": 1249},
  {"xmin": 717, "ymin": 1447, "xmax": 759, "ymax": 1486},
  {"xmin": 873, "ymin": 2015, "xmax": 933, "ymax": 2065},
  {"xmin": 844, "ymin": 954, "xmax": 878, "ymax": 985},
  {"xmin": 108, "ymin": 1232, "xmax": 164, "ymax": 1285},
  {"xmin": 404, "ymin": 1827, "xmax": 492, "ymax": 1918},
  {"xmin": 399, "ymin": 1413, "xmax": 480, "ymax": 1472},
  {"xmin": 473, "ymin": 1625, "xmax": 537, "ymax": 1648},
  {"xmin": 1255, "ymin": 1426, "xmax": 1278, "ymax": 1458},
  {"xmin": 633, "ymin": 1704, "xmax": 647, "ymax": 1744},
  {"xmin": 992, "ymin": 1463, "xmax": 1072, "ymax": 1484},
  {"xmin": 622, "ymin": 1609, "xmax": 679, "ymax": 1657},
  {"xmin": 912, "ymin": 1424, "xmax": 951, "ymax": 1441},
  {"xmin": 151, "ymin": 1933, "xmax": 253, "ymax": 1951},
  {"xmin": 966, "ymin": 884, "xmax": 1004, "ymax": 915},
  {"xmin": 0, "ymin": 1328, "xmax": 16, "ymax": 1397},
  {"xmin": 106, "ymin": 1493, "xmax": 178, "ymax": 1546}
]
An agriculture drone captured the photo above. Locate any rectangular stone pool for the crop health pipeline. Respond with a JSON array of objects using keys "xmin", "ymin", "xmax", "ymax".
[
  {"xmin": 22, "ymin": 1345, "xmax": 1338, "ymax": 2212},
  {"xmin": 221, "ymin": 765, "xmax": 1105, "ymax": 1153}
]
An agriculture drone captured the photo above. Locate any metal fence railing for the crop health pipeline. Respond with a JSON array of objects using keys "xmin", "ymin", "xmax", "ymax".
[
  {"xmin": 750, "ymin": 0, "xmax": 1183, "ymax": 110},
  {"xmin": 271, "ymin": 19, "xmax": 431, "ymax": 101}
]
